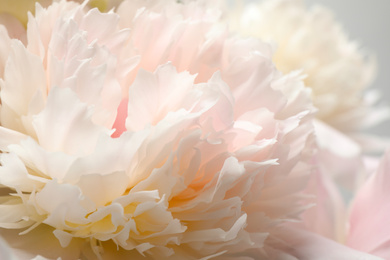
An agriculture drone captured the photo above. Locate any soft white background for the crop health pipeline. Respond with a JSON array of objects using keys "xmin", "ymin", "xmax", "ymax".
[{"xmin": 305, "ymin": 0, "xmax": 390, "ymax": 136}]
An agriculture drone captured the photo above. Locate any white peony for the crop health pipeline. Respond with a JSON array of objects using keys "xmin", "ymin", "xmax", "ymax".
[{"xmin": 232, "ymin": 0, "xmax": 388, "ymax": 134}]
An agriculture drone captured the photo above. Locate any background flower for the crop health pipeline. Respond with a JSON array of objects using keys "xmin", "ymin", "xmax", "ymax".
[{"xmin": 231, "ymin": 0, "xmax": 389, "ymax": 136}]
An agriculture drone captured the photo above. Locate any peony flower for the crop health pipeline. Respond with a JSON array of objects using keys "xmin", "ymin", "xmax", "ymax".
[
  {"xmin": 0, "ymin": 0, "xmax": 318, "ymax": 259},
  {"xmin": 231, "ymin": 0, "xmax": 389, "ymax": 135}
]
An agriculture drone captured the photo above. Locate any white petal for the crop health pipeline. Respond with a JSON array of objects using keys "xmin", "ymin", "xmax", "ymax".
[
  {"xmin": 8, "ymin": 138, "xmax": 76, "ymax": 183},
  {"xmin": 77, "ymin": 171, "xmax": 129, "ymax": 207},
  {"xmin": 36, "ymin": 180, "xmax": 94, "ymax": 228},
  {"xmin": 33, "ymin": 87, "xmax": 109, "ymax": 156},
  {"xmin": 1, "ymin": 40, "xmax": 46, "ymax": 135},
  {"xmin": 0, "ymin": 126, "xmax": 27, "ymax": 151},
  {"xmin": 0, "ymin": 152, "xmax": 45, "ymax": 192}
]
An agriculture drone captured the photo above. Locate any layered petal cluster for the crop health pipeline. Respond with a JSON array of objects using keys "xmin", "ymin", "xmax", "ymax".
[
  {"xmin": 231, "ymin": 0, "xmax": 388, "ymax": 134},
  {"xmin": 0, "ymin": 0, "xmax": 316, "ymax": 259}
]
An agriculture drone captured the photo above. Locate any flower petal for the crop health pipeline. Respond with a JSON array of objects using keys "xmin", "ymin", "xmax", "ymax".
[
  {"xmin": 347, "ymin": 150, "xmax": 390, "ymax": 259},
  {"xmin": 33, "ymin": 86, "xmax": 109, "ymax": 155}
]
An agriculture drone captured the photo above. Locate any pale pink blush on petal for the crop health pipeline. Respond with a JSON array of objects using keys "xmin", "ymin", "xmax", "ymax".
[
  {"xmin": 111, "ymin": 98, "xmax": 128, "ymax": 138},
  {"xmin": 347, "ymin": 150, "xmax": 390, "ymax": 259}
]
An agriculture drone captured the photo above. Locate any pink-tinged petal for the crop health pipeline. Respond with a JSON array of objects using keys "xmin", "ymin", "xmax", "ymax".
[
  {"xmin": 45, "ymin": 8, "xmax": 124, "ymax": 128},
  {"xmin": 314, "ymin": 119, "xmax": 361, "ymax": 157},
  {"xmin": 314, "ymin": 149, "xmax": 369, "ymax": 200},
  {"xmin": 126, "ymin": 64, "xmax": 196, "ymax": 131},
  {"xmin": 222, "ymin": 50, "xmax": 286, "ymax": 118},
  {"xmin": 347, "ymin": 150, "xmax": 390, "ymax": 259},
  {"xmin": 55, "ymin": 56, "xmax": 122, "ymax": 129},
  {"xmin": 111, "ymin": 98, "xmax": 128, "ymax": 137},
  {"xmin": 363, "ymin": 156, "xmax": 381, "ymax": 176},
  {"xmin": 275, "ymin": 225, "xmax": 384, "ymax": 260},
  {"xmin": 197, "ymin": 72, "xmax": 235, "ymax": 132},
  {"xmin": 26, "ymin": 1, "xmax": 81, "ymax": 59},
  {"xmin": 300, "ymin": 166, "xmax": 347, "ymax": 242},
  {"xmin": 78, "ymin": 8, "xmax": 129, "ymax": 52}
]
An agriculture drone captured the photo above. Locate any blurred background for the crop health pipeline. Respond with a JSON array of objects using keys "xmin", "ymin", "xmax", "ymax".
[{"xmin": 305, "ymin": 0, "xmax": 390, "ymax": 136}]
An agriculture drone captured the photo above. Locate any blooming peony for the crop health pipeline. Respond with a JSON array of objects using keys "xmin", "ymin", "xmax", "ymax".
[
  {"xmin": 0, "ymin": 0, "xmax": 317, "ymax": 259},
  {"xmin": 231, "ymin": 0, "xmax": 388, "ymax": 135}
]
